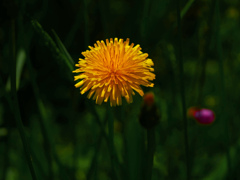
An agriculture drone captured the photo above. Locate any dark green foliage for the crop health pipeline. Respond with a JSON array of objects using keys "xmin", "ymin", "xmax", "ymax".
[{"xmin": 0, "ymin": 0, "xmax": 239, "ymax": 179}]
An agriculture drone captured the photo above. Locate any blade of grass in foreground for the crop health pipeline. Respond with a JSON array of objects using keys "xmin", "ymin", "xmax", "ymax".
[
  {"xmin": 11, "ymin": 19, "xmax": 38, "ymax": 180},
  {"xmin": 126, "ymin": 119, "xmax": 144, "ymax": 180},
  {"xmin": 83, "ymin": 0, "xmax": 89, "ymax": 47},
  {"xmin": 25, "ymin": 55, "xmax": 54, "ymax": 179},
  {"xmin": 145, "ymin": 129, "xmax": 156, "ymax": 180},
  {"xmin": 181, "ymin": 0, "xmax": 195, "ymax": 18},
  {"xmin": 176, "ymin": 0, "xmax": 190, "ymax": 179},
  {"xmin": 195, "ymin": 0, "xmax": 215, "ymax": 106},
  {"xmin": 215, "ymin": 0, "xmax": 231, "ymax": 176},
  {"xmin": 31, "ymin": 20, "xmax": 74, "ymax": 72},
  {"xmin": 88, "ymin": 104, "xmax": 122, "ymax": 180},
  {"xmin": 107, "ymin": 107, "xmax": 118, "ymax": 180},
  {"xmin": 52, "ymin": 29, "xmax": 74, "ymax": 67},
  {"xmin": 25, "ymin": 51, "xmax": 71, "ymax": 180}
]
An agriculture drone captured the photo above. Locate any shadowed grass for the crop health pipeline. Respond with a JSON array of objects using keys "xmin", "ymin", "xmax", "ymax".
[
  {"xmin": 181, "ymin": 0, "xmax": 195, "ymax": 18},
  {"xmin": 10, "ymin": 19, "xmax": 38, "ymax": 180},
  {"xmin": 195, "ymin": 0, "xmax": 216, "ymax": 106},
  {"xmin": 31, "ymin": 20, "xmax": 74, "ymax": 72},
  {"xmin": 25, "ymin": 53, "xmax": 54, "ymax": 180},
  {"xmin": 1, "ymin": 1, "xmax": 238, "ymax": 179},
  {"xmin": 215, "ymin": 0, "xmax": 231, "ymax": 176},
  {"xmin": 106, "ymin": 106, "xmax": 121, "ymax": 180},
  {"xmin": 26, "ymin": 30, "xmax": 73, "ymax": 180},
  {"xmin": 83, "ymin": 0, "xmax": 90, "ymax": 47},
  {"xmin": 145, "ymin": 128, "xmax": 156, "ymax": 180},
  {"xmin": 176, "ymin": 0, "xmax": 190, "ymax": 179},
  {"xmin": 52, "ymin": 29, "xmax": 75, "ymax": 68}
]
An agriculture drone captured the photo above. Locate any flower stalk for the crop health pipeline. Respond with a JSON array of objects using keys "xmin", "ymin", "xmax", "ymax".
[{"xmin": 176, "ymin": 0, "xmax": 190, "ymax": 179}]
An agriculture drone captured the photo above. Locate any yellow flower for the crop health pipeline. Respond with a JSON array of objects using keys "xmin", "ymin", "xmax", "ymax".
[{"xmin": 73, "ymin": 38, "xmax": 155, "ymax": 106}]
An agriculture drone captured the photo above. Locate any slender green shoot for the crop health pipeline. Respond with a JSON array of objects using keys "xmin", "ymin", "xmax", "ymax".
[
  {"xmin": 86, "ymin": 131, "xmax": 103, "ymax": 180},
  {"xmin": 89, "ymin": 104, "xmax": 121, "ymax": 179},
  {"xmin": 10, "ymin": 19, "xmax": 38, "ymax": 180},
  {"xmin": 107, "ymin": 107, "xmax": 117, "ymax": 179},
  {"xmin": 195, "ymin": 0, "xmax": 216, "ymax": 106},
  {"xmin": 52, "ymin": 29, "xmax": 75, "ymax": 67},
  {"xmin": 145, "ymin": 129, "xmax": 156, "ymax": 180},
  {"xmin": 141, "ymin": 0, "xmax": 151, "ymax": 43},
  {"xmin": 25, "ymin": 55, "xmax": 53, "ymax": 179},
  {"xmin": 83, "ymin": 0, "xmax": 89, "ymax": 47},
  {"xmin": 31, "ymin": 20, "xmax": 73, "ymax": 72},
  {"xmin": 181, "ymin": 0, "xmax": 195, "ymax": 18},
  {"xmin": 176, "ymin": 0, "xmax": 190, "ymax": 179},
  {"xmin": 25, "ymin": 46, "xmax": 71, "ymax": 180},
  {"xmin": 215, "ymin": 0, "xmax": 231, "ymax": 176}
]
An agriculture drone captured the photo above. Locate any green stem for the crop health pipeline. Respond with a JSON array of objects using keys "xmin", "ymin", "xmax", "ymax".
[
  {"xmin": 215, "ymin": 0, "xmax": 231, "ymax": 176},
  {"xmin": 195, "ymin": 0, "xmax": 216, "ymax": 106},
  {"xmin": 0, "ymin": 76, "xmax": 11, "ymax": 180},
  {"xmin": 145, "ymin": 129, "xmax": 156, "ymax": 180},
  {"xmin": 107, "ymin": 107, "xmax": 116, "ymax": 179},
  {"xmin": 97, "ymin": 0, "xmax": 110, "ymax": 37},
  {"xmin": 10, "ymin": 19, "xmax": 38, "ymax": 180},
  {"xmin": 26, "ymin": 56, "xmax": 71, "ymax": 180},
  {"xmin": 141, "ymin": 0, "xmax": 150, "ymax": 43},
  {"xmin": 90, "ymin": 104, "xmax": 120, "ymax": 179},
  {"xmin": 180, "ymin": 0, "xmax": 195, "ymax": 18},
  {"xmin": 83, "ymin": 0, "xmax": 89, "ymax": 47},
  {"xmin": 26, "ymin": 50, "xmax": 53, "ymax": 180},
  {"xmin": 176, "ymin": 1, "xmax": 190, "ymax": 179},
  {"xmin": 1, "ymin": 129, "xmax": 10, "ymax": 180},
  {"xmin": 86, "ymin": 132, "xmax": 103, "ymax": 180}
]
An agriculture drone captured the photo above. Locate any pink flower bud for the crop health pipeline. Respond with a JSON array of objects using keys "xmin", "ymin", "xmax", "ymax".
[{"xmin": 193, "ymin": 108, "xmax": 215, "ymax": 125}]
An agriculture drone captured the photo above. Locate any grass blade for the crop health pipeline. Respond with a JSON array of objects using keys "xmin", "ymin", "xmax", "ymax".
[
  {"xmin": 181, "ymin": 0, "xmax": 195, "ymax": 18},
  {"xmin": 176, "ymin": 0, "xmax": 190, "ymax": 179},
  {"xmin": 11, "ymin": 19, "xmax": 38, "ymax": 180},
  {"xmin": 31, "ymin": 20, "xmax": 74, "ymax": 72},
  {"xmin": 145, "ymin": 129, "xmax": 156, "ymax": 180},
  {"xmin": 215, "ymin": 0, "xmax": 231, "ymax": 176},
  {"xmin": 51, "ymin": 29, "xmax": 74, "ymax": 66}
]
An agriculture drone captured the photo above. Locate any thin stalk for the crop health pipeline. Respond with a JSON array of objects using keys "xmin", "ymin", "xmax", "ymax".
[
  {"xmin": 90, "ymin": 104, "xmax": 121, "ymax": 179},
  {"xmin": 64, "ymin": 9, "xmax": 83, "ymax": 48},
  {"xmin": 176, "ymin": 1, "xmax": 190, "ymax": 179},
  {"xmin": 10, "ymin": 19, "xmax": 37, "ymax": 180},
  {"xmin": 97, "ymin": 0, "xmax": 110, "ymax": 37},
  {"xmin": 141, "ymin": 0, "xmax": 151, "ymax": 43},
  {"xmin": 30, "ymin": 147, "xmax": 48, "ymax": 179},
  {"xmin": 180, "ymin": 0, "xmax": 195, "ymax": 18},
  {"xmin": 195, "ymin": 0, "xmax": 216, "ymax": 106},
  {"xmin": 70, "ymin": 115, "xmax": 78, "ymax": 179},
  {"xmin": 0, "ymin": 76, "xmax": 11, "ymax": 180},
  {"xmin": 83, "ymin": 0, "xmax": 89, "ymax": 47},
  {"xmin": 1, "ymin": 130, "xmax": 10, "ymax": 180},
  {"xmin": 215, "ymin": 0, "xmax": 231, "ymax": 176},
  {"xmin": 86, "ymin": 132, "xmax": 103, "ymax": 180},
  {"xmin": 120, "ymin": 106, "xmax": 129, "ymax": 180},
  {"xmin": 26, "ymin": 56, "xmax": 71, "ymax": 180},
  {"xmin": 145, "ymin": 129, "xmax": 156, "ymax": 180},
  {"xmin": 107, "ymin": 107, "xmax": 117, "ymax": 179},
  {"xmin": 26, "ymin": 52, "xmax": 54, "ymax": 180}
]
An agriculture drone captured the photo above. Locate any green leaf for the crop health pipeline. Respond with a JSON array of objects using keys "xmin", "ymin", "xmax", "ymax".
[
  {"xmin": 31, "ymin": 20, "xmax": 74, "ymax": 72},
  {"xmin": 51, "ymin": 29, "xmax": 75, "ymax": 69},
  {"xmin": 6, "ymin": 48, "xmax": 26, "ymax": 92}
]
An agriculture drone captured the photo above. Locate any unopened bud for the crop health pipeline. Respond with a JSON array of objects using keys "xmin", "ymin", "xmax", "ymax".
[
  {"xmin": 139, "ymin": 92, "xmax": 160, "ymax": 129},
  {"xmin": 194, "ymin": 108, "xmax": 215, "ymax": 125}
]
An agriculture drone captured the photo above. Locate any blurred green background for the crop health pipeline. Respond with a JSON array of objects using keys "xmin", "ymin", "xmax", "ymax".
[{"xmin": 1, "ymin": 0, "xmax": 240, "ymax": 179}]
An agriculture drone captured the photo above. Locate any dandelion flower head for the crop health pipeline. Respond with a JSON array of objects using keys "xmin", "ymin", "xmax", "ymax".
[{"xmin": 73, "ymin": 38, "xmax": 155, "ymax": 106}]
